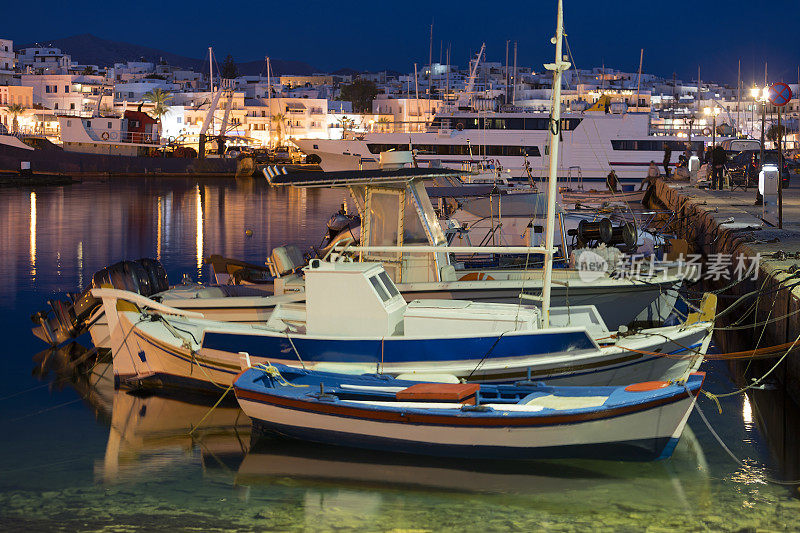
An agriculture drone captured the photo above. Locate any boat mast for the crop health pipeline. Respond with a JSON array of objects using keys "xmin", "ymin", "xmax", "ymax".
[
  {"xmin": 266, "ymin": 56, "xmax": 272, "ymax": 148},
  {"xmin": 541, "ymin": 0, "xmax": 570, "ymax": 328},
  {"xmin": 209, "ymin": 47, "xmax": 214, "ymax": 135},
  {"xmin": 634, "ymin": 48, "xmax": 643, "ymax": 112}
]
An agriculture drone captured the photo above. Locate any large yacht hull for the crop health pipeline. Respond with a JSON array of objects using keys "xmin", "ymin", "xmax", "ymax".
[{"xmin": 0, "ymin": 135, "xmax": 246, "ymax": 177}]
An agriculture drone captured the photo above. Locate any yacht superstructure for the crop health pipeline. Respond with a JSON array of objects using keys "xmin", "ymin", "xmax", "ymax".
[{"xmin": 294, "ymin": 110, "xmax": 706, "ymax": 182}]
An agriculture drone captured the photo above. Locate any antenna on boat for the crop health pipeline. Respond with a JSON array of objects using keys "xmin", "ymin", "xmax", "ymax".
[{"xmin": 541, "ymin": 0, "xmax": 570, "ymax": 328}]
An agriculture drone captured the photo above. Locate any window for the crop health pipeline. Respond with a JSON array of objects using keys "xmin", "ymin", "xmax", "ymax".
[
  {"xmin": 66, "ymin": 120, "xmax": 72, "ymax": 127},
  {"xmin": 64, "ymin": 85, "xmax": 69, "ymax": 93},
  {"xmin": 86, "ymin": 120, "xmax": 91, "ymax": 127},
  {"xmin": 53, "ymin": 85, "xmax": 57, "ymax": 93},
  {"xmin": 107, "ymin": 122, "xmax": 112, "ymax": 128},
  {"xmin": 367, "ymin": 143, "xmax": 540, "ymax": 157},
  {"xmin": 369, "ymin": 275, "xmax": 390, "ymax": 302},
  {"xmin": 70, "ymin": 103, "xmax": 75, "ymax": 110},
  {"xmin": 176, "ymin": 117, "xmax": 182, "ymax": 124},
  {"xmin": 45, "ymin": 86, "xmax": 51, "ymax": 94},
  {"xmin": 54, "ymin": 103, "xmax": 58, "ymax": 110},
  {"xmin": 378, "ymin": 271, "xmax": 400, "ymax": 298}
]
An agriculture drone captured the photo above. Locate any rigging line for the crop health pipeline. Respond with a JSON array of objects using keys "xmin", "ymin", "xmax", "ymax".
[
  {"xmin": 4, "ymin": 398, "xmax": 83, "ymax": 423},
  {"xmin": 188, "ymin": 384, "xmax": 233, "ymax": 436},
  {"xmin": 0, "ymin": 382, "xmax": 52, "ymax": 402},
  {"xmin": 285, "ymin": 331, "xmax": 306, "ymax": 370},
  {"xmin": 703, "ymin": 320, "xmax": 800, "ymax": 400},
  {"xmin": 466, "ymin": 332, "xmax": 507, "ymax": 380},
  {"xmin": 513, "ymin": 250, "xmax": 532, "ymax": 328}
]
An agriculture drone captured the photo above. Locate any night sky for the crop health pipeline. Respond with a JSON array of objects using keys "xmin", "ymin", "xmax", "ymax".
[{"xmin": 6, "ymin": 0, "xmax": 800, "ymax": 86}]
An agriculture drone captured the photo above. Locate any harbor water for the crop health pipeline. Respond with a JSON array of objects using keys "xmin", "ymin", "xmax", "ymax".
[{"xmin": 1, "ymin": 177, "xmax": 799, "ymax": 531}]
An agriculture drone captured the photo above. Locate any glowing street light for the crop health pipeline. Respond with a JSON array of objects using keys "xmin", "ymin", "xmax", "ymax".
[{"xmin": 704, "ymin": 106, "xmax": 721, "ymax": 146}]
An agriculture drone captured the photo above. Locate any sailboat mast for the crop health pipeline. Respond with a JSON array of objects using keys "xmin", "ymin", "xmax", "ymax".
[
  {"xmin": 635, "ymin": 48, "xmax": 643, "ymax": 112},
  {"xmin": 209, "ymin": 47, "xmax": 214, "ymax": 135},
  {"xmin": 266, "ymin": 56, "xmax": 272, "ymax": 147},
  {"xmin": 541, "ymin": 0, "xmax": 570, "ymax": 328}
]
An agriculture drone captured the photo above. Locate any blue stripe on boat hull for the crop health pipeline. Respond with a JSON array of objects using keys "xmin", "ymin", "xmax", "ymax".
[
  {"xmin": 253, "ymin": 420, "xmax": 679, "ymax": 461},
  {"xmin": 201, "ymin": 330, "xmax": 596, "ymax": 364}
]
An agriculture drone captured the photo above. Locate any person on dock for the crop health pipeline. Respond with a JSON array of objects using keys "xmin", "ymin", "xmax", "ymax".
[
  {"xmin": 606, "ymin": 169, "xmax": 619, "ymax": 193},
  {"xmin": 711, "ymin": 144, "xmax": 727, "ymax": 190},
  {"xmin": 662, "ymin": 145, "xmax": 672, "ymax": 179},
  {"xmin": 640, "ymin": 161, "xmax": 660, "ymax": 190}
]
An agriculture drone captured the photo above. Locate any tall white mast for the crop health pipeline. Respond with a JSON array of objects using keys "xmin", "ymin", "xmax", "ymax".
[
  {"xmin": 541, "ymin": 0, "xmax": 570, "ymax": 328},
  {"xmin": 266, "ymin": 56, "xmax": 272, "ymax": 147},
  {"xmin": 209, "ymin": 47, "xmax": 214, "ymax": 135}
]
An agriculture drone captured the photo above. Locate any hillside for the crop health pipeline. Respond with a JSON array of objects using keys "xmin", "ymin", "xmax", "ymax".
[{"xmin": 18, "ymin": 34, "xmax": 318, "ymax": 76}]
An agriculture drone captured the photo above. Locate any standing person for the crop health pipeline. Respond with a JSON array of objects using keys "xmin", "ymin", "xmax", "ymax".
[
  {"xmin": 662, "ymin": 145, "xmax": 672, "ymax": 179},
  {"xmin": 606, "ymin": 169, "xmax": 619, "ymax": 192},
  {"xmin": 711, "ymin": 144, "xmax": 727, "ymax": 190},
  {"xmin": 641, "ymin": 161, "xmax": 659, "ymax": 190}
]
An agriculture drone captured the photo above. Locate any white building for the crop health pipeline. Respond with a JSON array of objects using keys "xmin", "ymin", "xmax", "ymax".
[
  {"xmin": 0, "ymin": 38, "xmax": 14, "ymax": 72},
  {"xmin": 113, "ymin": 79, "xmax": 176, "ymax": 103},
  {"xmin": 17, "ymin": 46, "xmax": 72, "ymax": 72},
  {"xmin": 21, "ymin": 73, "xmax": 107, "ymax": 112}
]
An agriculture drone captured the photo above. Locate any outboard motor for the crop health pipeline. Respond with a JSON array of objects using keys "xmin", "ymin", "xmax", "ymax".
[
  {"xmin": 31, "ymin": 258, "xmax": 169, "ymax": 346},
  {"xmin": 324, "ymin": 212, "xmax": 361, "ymax": 247}
]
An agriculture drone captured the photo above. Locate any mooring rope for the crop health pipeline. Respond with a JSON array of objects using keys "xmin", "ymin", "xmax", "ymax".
[{"xmin": 694, "ymin": 397, "xmax": 800, "ymax": 486}]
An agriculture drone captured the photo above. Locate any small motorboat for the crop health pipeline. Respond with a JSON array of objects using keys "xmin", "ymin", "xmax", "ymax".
[
  {"xmin": 93, "ymin": 260, "xmax": 713, "ymax": 392},
  {"xmin": 234, "ymin": 363, "xmax": 705, "ymax": 461}
]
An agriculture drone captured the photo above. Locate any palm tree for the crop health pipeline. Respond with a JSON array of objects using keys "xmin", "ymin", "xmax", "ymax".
[
  {"xmin": 143, "ymin": 88, "xmax": 173, "ymax": 123},
  {"xmin": 271, "ymin": 112, "xmax": 286, "ymax": 147},
  {"xmin": 6, "ymin": 103, "xmax": 25, "ymax": 134}
]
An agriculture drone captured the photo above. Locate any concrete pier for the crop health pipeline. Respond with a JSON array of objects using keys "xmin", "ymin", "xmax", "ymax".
[{"xmin": 651, "ymin": 179, "xmax": 800, "ymax": 401}]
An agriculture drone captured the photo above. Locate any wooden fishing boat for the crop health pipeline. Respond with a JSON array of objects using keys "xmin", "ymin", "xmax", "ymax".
[
  {"xmin": 233, "ymin": 363, "xmax": 705, "ymax": 461},
  {"xmin": 93, "ymin": 261, "xmax": 714, "ymax": 392}
]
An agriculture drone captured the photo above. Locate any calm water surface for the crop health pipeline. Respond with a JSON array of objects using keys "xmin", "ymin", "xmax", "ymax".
[{"xmin": 0, "ymin": 177, "xmax": 799, "ymax": 532}]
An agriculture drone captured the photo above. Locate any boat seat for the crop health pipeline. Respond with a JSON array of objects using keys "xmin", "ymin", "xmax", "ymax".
[
  {"xmin": 523, "ymin": 394, "xmax": 608, "ymax": 410},
  {"xmin": 396, "ymin": 383, "xmax": 480, "ymax": 405},
  {"xmin": 439, "ymin": 265, "xmax": 457, "ymax": 281}
]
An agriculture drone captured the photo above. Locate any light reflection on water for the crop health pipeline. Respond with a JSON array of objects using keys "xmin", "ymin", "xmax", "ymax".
[{"xmin": 0, "ymin": 177, "xmax": 799, "ymax": 530}]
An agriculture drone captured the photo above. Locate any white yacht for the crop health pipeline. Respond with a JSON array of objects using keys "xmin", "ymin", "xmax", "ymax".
[{"xmin": 294, "ymin": 108, "xmax": 705, "ymax": 183}]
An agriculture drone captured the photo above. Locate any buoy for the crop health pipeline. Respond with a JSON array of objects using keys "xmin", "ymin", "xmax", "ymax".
[{"xmin": 245, "ymin": 229, "xmax": 253, "ymax": 237}]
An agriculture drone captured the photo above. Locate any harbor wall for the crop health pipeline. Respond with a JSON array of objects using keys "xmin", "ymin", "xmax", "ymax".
[{"xmin": 650, "ymin": 179, "xmax": 800, "ymax": 402}]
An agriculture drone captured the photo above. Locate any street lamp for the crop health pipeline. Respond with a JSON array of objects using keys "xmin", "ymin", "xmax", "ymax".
[
  {"xmin": 750, "ymin": 86, "xmax": 767, "ymax": 205},
  {"xmin": 704, "ymin": 106, "xmax": 721, "ymax": 146}
]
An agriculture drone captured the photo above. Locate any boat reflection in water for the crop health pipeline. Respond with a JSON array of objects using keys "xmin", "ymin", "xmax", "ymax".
[
  {"xmin": 34, "ymin": 342, "xmax": 713, "ymax": 507},
  {"xmin": 33, "ymin": 343, "xmax": 251, "ymax": 484}
]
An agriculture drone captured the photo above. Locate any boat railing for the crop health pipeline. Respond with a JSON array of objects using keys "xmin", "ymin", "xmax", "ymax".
[
  {"xmin": 118, "ymin": 132, "xmax": 160, "ymax": 145},
  {"xmin": 332, "ymin": 245, "xmax": 551, "ymax": 255},
  {"xmin": 90, "ymin": 288, "xmax": 205, "ymax": 318}
]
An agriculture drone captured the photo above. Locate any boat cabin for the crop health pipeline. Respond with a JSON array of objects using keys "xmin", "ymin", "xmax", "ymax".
[
  {"xmin": 267, "ymin": 260, "xmax": 541, "ymax": 338},
  {"xmin": 58, "ymin": 111, "xmax": 161, "ymax": 156}
]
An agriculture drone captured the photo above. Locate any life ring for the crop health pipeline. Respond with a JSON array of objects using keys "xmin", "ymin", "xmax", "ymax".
[
  {"xmin": 101, "ymin": 131, "xmax": 109, "ymax": 140},
  {"xmin": 456, "ymin": 122, "xmax": 464, "ymax": 131},
  {"xmin": 110, "ymin": 132, "xmax": 118, "ymax": 140},
  {"xmin": 458, "ymin": 272, "xmax": 494, "ymax": 281}
]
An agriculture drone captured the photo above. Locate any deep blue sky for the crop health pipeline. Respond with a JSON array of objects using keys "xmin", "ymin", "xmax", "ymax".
[{"xmin": 6, "ymin": 0, "xmax": 800, "ymax": 85}]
